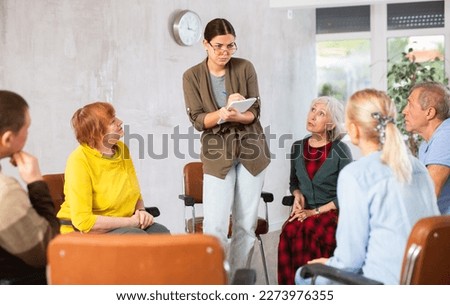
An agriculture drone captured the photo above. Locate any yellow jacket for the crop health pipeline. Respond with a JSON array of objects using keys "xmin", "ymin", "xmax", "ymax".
[{"xmin": 57, "ymin": 141, "xmax": 142, "ymax": 233}]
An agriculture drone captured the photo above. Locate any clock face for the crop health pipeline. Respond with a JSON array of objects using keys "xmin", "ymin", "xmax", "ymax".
[{"xmin": 173, "ymin": 10, "xmax": 202, "ymax": 46}]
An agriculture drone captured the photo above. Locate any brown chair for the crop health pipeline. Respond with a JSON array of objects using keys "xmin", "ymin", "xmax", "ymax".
[
  {"xmin": 299, "ymin": 215, "xmax": 450, "ymax": 284},
  {"xmin": 47, "ymin": 233, "xmax": 231, "ymax": 284},
  {"xmin": 42, "ymin": 173, "xmax": 160, "ymax": 217},
  {"xmin": 178, "ymin": 161, "xmax": 273, "ymax": 284},
  {"xmin": 400, "ymin": 215, "xmax": 450, "ymax": 284},
  {"xmin": 42, "ymin": 173, "xmax": 65, "ymax": 215}
]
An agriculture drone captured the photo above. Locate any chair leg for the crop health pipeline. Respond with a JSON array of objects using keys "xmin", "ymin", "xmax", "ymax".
[{"xmin": 256, "ymin": 235, "xmax": 270, "ymax": 285}]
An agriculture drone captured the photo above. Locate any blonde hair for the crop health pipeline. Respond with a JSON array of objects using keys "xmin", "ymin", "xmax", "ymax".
[
  {"xmin": 346, "ymin": 89, "xmax": 412, "ymax": 183},
  {"xmin": 311, "ymin": 96, "xmax": 346, "ymax": 141}
]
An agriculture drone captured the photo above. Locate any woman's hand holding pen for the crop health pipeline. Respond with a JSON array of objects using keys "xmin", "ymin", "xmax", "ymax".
[
  {"xmin": 218, "ymin": 92, "xmax": 254, "ymax": 124},
  {"xmin": 218, "ymin": 93, "xmax": 244, "ymax": 123},
  {"xmin": 226, "ymin": 93, "xmax": 245, "ymax": 106}
]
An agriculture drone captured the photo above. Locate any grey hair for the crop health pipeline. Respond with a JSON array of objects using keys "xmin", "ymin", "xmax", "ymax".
[
  {"xmin": 311, "ymin": 96, "xmax": 346, "ymax": 141},
  {"xmin": 410, "ymin": 81, "xmax": 450, "ymax": 120}
]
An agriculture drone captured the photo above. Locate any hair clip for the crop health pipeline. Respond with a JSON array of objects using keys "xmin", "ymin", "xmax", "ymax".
[{"xmin": 371, "ymin": 112, "xmax": 395, "ymax": 145}]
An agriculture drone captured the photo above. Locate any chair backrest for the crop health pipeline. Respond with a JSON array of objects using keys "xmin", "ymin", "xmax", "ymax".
[
  {"xmin": 47, "ymin": 233, "xmax": 227, "ymax": 284},
  {"xmin": 400, "ymin": 215, "xmax": 450, "ymax": 284},
  {"xmin": 183, "ymin": 162, "xmax": 203, "ymax": 203},
  {"xmin": 42, "ymin": 173, "xmax": 65, "ymax": 214}
]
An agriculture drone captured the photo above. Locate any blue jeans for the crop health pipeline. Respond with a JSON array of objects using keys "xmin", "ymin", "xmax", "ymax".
[{"xmin": 203, "ymin": 161, "xmax": 266, "ymax": 277}]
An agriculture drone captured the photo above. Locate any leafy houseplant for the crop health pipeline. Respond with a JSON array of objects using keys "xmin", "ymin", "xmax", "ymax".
[{"xmin": 387, "ymin": 48, "xmax": 448, "ymax": 156}]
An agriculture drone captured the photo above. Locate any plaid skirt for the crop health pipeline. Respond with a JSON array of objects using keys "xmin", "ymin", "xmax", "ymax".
[{"xmin": 277, "ymin": 210, "xmax": 338, "ymax": 285}]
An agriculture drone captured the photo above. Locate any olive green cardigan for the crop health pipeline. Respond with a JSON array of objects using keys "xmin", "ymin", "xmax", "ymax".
[
  {"xmin": 289, "ymin": 137, "xmax": 353, "ymax": 209},
  {"xmin": 183, "ymin": 57, "xmax": 270, "ymax": 179}
]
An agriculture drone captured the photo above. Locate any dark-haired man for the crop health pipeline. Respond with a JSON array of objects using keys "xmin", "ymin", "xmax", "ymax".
[{"xmin": 0, "ymin": 90, "xmax": 59, "ymax": 284}]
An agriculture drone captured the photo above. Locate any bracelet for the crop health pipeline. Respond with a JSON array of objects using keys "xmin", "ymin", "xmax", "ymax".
[{"xmin": 137, "ymin": 208, "xmax": 146, "ymax": 212}]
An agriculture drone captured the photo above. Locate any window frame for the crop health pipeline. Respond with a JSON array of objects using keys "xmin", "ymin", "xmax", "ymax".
[{"xmin": 315, "ymin": 2, "xmax": 450, "ymax": 92}]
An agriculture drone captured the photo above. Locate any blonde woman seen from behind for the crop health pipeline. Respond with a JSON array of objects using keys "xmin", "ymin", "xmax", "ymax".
[{"xmin": 295, "ymin": 89, "xmax": 439, "ymax": 285}]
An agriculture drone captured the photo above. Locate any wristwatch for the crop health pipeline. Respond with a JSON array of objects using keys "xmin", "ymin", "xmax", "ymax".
[{"xmin": 315, "ymin": 207, "xmax": 320, "ymax": 215}]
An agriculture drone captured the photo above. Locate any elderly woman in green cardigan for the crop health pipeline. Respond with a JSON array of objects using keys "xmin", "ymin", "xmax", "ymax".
[{"xmin": 278, "ymin": 96, "xmax": 353, "ymax": 285}]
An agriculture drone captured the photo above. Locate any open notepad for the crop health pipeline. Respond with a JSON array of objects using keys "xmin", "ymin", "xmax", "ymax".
[{"xmin": 217, "ymin": 97, "xmax": 257, "ymax": 124}]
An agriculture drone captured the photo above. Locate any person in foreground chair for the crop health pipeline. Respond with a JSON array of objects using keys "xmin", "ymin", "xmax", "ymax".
[
  {"xmin": 295, "ymin": 89, "xmax": 440, "ymax": 285},
  {"xmin": 278, "ymin": 96, "xmax": 353, "ymax": 285},
  {"xmin": 57, "ymin": 102, "xmax": 169, "ymax": 234},
  {"xmin": 0, "ymin": 90, "xmax": 59, "ymax": 284}
]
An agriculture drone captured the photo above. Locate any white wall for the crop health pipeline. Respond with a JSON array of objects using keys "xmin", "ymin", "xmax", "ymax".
[{"xmin": 0, "ymin": 0, "xmax": 316, "ymax": 233}]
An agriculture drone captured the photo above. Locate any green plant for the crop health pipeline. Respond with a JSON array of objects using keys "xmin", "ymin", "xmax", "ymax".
[
  {"xmin": 387, "ymin": 48, "xmax": 448, "ymax": 155},
  {"xmin": 319, "ymin": 83, "xmax": 344, "ymax": 101}
]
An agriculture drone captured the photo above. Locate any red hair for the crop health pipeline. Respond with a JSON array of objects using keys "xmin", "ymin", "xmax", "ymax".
[{"xmin": 71, "ymin": 102, "xmax": 115, "ymax": 148}]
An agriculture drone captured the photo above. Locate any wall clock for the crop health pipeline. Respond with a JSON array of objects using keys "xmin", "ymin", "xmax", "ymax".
[{"xmin": 172, "ymin": 10, "xmax": 202, "ymax": 46}]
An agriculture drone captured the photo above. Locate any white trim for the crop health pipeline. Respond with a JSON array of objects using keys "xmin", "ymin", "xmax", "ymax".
[
  {"xmin": 371, "ymin": 3, "xmax": 388, "ymax": 91},
  {"xmin": 386, "ymin": 28, "xmax": 447, "ymax": 38},
  {"xmin": 316, "ymin": 32, "xmax": 370, "ymax": 41},
  {"xmin": 270, "ymin": 0, "xmax": 431, "ymax": 9}
]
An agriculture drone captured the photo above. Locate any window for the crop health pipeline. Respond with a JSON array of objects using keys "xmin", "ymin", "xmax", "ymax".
[
  {"xmin": 388, "ymin": 35, "xmax": 445, "ymax": 80},
  {"xmin": 387, "ymin": 2, "xmax": 446, "ymax": 85},
  {"xmin": 316, "ymin": 5, "xmax": 371, "ymax": 102},
  {"xmin": 317, "ymin": 39, "xmax": 370, "ymax": 102},
  {"xmin": 315, "ymin": 1, "xmax": 447, "ymax": 101}
]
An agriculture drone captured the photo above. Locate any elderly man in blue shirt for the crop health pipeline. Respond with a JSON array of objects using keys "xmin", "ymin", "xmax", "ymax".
[{"xmin": 403, "ymin": 81, "xmax": 450, "ymax": 215}]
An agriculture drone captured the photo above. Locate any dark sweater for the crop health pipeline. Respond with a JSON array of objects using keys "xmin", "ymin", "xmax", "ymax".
[{"xmin": 289, "ymin": 137, "xmax": 353, "ymax": 209}]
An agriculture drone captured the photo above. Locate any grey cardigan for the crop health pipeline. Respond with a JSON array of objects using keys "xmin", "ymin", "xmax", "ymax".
[
  {"xmin": 183, "ymin": 57, "xmax": 270, "ymax": 179},
  {"xmin": 289, "ymin": 137, "xmax": 353, "ymax": 209}
]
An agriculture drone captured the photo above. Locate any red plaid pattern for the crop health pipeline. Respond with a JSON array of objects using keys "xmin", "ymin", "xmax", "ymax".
[
  {"xmin": 304, "ymin": 141, "xmax": 332, "ymax": 180},
  {"xmin": 277, "ymin": 210, "xmax": 338, "ymax": 285}
]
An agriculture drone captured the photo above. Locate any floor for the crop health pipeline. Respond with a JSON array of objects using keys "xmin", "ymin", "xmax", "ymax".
[{"xmin": 250, "ymin": 229, "xmax": 281, "ymax": 285}]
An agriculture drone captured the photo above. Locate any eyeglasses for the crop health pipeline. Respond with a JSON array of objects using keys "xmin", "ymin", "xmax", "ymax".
[{"xmin": 208, "ymin": 42, "xmax": 238, "ymax": 55}]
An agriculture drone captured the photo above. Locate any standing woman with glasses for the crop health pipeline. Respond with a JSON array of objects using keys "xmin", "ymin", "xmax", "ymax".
[{"xmin": 182, "ymin": 18, "xmax": 270, "ymax": 278}]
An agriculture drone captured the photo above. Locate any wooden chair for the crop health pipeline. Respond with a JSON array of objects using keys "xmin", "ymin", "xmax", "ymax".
[
  {"xmin": 42, "ymin": 173, "xmax": 160, "ymax": 217},
  {"xmin": 47, "ymin": 233, "xmax": 231, "ymax": 284},
  {"xmin": 178, "ymin": 161, "xmax": 273, "ymax": 284},
  {"xmin": 42, "ymin": 173, "xmax": 66, "ymax": 215},
  {"xmin": 299, "ymin": 215, "xmax": 450, "ymax": 284}
]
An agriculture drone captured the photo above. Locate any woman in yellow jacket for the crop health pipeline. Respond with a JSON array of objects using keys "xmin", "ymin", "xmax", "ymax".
[{"xmin": 57, "ymin": 102, "xmax": 169, "ymax": 234}]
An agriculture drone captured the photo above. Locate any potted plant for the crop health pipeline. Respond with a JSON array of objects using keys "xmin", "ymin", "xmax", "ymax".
[{"xmin": 387, "ymin": 48, "xmax": 448, "ymax": 156}]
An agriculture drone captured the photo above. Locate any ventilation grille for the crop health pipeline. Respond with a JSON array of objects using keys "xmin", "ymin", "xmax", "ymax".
[
  {"xmin": 388, "ymin": 1, "xmax": 444, "ymax": 30},
  {"xmin": 316, "ymin": 6, "xmax": 370, "ymax": 34}
]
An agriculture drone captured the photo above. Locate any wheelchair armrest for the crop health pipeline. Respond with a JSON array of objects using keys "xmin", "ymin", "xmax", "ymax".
[
  {"xmin": 145, "ymin": 207, "xmax": 160, "ymax": 218},
  {"xmin": 282, "ymin": 195, "xmax": 294, "ymax": 206},
  {"xmin": 300, "ymin": 263, "xmax": 383, "ymax": 285},
  {"xmin": 261, "ymin": 191, "xmax": 274, "ymax": 203},
  {"xmin": 231, "ymin": 268, "xmax": 257, "ymax": 285},
  {"xmin": 178, "ymin": 194, "xmax": 195, "ymax": 206}
]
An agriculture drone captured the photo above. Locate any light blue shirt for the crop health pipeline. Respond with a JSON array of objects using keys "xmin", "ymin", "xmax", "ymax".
[
  {"xmin": 295, "ymin": 151, "xmax": 439, "ymax": 284},
  {"xmin": 419, "ymin": 118, "xmax": 450, "ymax": 214}
]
